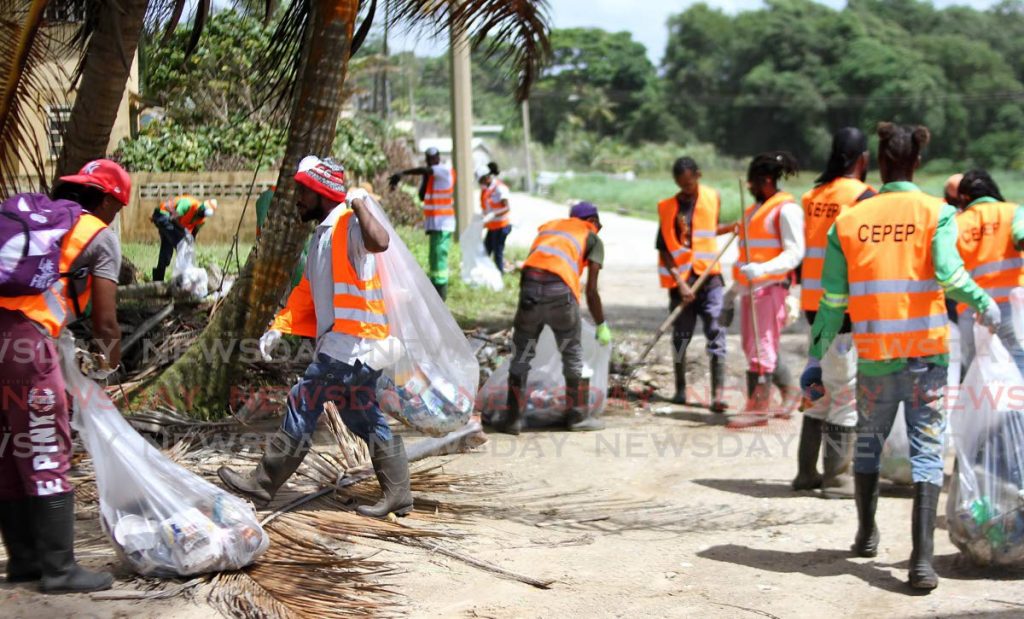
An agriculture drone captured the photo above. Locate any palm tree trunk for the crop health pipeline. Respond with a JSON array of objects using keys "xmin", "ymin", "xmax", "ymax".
[
  {"xmin": 55, "ymin": 0, "xmax": 149, "ymax": 177},
  {"xmin": 136, "ymin": 1, "xmax": 359, "ymax": 419}
]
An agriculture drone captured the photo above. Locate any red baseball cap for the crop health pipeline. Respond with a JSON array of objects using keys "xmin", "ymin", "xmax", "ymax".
[{"xmin": 58, "ymin": 159, "xmax": 132, "ymax": 205}]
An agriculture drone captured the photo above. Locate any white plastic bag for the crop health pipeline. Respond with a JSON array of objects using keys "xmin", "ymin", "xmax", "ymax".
[
  {"xmin": 460, "ymin": 214, "xmax": 504, "ymax": 291},
  {"xmin": 357, "ymin": 195, "xmax": 480, "ymax": 436},
  {"xmin": 475, "ymin": 320, "xmax": 612, "ymax": 423},
  {"xmin": 881, "ymin": 323, "xmax": 961, "ymax": 484},
  {"xmin": 172, "ymin": 234, "xmax": 208, "ymax": 299},
  {"xmin": 60, "ymin": 334, "xmax": 269, "ymax": 577},
  {"xmin": 947, "ymin": 322, "xmax": 1024, "ymax": 566}
]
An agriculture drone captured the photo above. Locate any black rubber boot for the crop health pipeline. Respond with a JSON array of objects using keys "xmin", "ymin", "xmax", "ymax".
[
  {"xmin": 356, "ymin": 436, "xmax": 414, "ymax": 519},
  {"xmin": 671, "ymin": 361, "xmax": 687, "ymax": 405},
  {"xmin": 493, "ymin": 374, "xmax": 526, "ymax": 435},
  {"xmin": 727, "ymin": 371, "xmax": 771, "ymax": 429},
  {"xmin": 852, "ymin": 472, "xmax": 881, "ymax": 557},
  {"xmin": 771, "ymin": 364, "xmax": 799, "ymax": 418},
  {"xmin": 821, "ymin": 424, "xmax": 855, "ymax": 499},
  {"xmin": 151, "ymin": 267, "xmax": 165, "ymax": 282},
  {"xmin": 29, "ymin": 492, "xmax": 112, "ymax": 593},
  {"xmin": 0, "ymin": 499, "xmax": 41, "ymax": 582},
  {"xmin": 909, "ymin": 482, "xmax": 941, "ymax": 590},
  {"xmin": 792, "ymin": 417, "xmax": 824, "ymax": 491},
  {"xmin": 433, "ymin": 282, "xmax": 448, "ymax": 301},
  {"xmin": 709, "ymin": 356, "xmax": 728, "ymax": 413},
  {"xmin": 218, "ymin": 429, "xmax": 309, "ymax": 506},
  {"xmin": 566, "ymin": 377, "xmax": 605, "ymax": 431}
]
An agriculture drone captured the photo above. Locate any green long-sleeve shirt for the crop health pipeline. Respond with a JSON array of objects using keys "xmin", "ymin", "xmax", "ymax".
[
  {"xmin": 963, "ymin": 196, "xmax": 1024, "ymax": 245},
  {"xmin": 809, "ymin": 182, "xmax": 994, "ymax": 376}
]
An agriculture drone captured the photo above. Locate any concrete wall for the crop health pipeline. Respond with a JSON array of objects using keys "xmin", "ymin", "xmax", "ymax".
[{"xmin": 120, "ymin": 172, "xmax": 279, "ymax": 244}]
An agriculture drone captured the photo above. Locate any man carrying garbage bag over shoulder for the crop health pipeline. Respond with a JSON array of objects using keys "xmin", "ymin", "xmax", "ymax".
[
  {"xmin": 807, "ymin": 123, "xmax": 1000, "ymax": 591},
  {"xmin": 489, "ymin": 202, "xmax": 611, "ymax": 435},
  {"xmin": 0, "ymin": 159, "xmax": 130, "ymax": 593},
  {"xmin": 218, "ymin": 156, "xmax": 413, "ymax": 519}
]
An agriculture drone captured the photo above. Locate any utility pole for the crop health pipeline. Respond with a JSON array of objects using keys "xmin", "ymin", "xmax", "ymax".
[
  {"xmin": 521, "ymin": 98, "xmax": 534, "ymax": 193},
  {"xmin": 382, "ymin": 1, "xmax": 390, "ymax": 120},
  {"xmin": 449, "ymin": 8, "xmax": 474, "ymax": 239}
]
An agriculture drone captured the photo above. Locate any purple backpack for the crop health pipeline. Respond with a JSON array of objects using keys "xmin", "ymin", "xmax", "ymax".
[{"xmin": 0, "ymin": 193, "xmax": 83, "ymax": 296}]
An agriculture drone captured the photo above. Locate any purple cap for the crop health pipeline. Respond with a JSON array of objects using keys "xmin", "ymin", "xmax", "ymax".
[{"xmin": 569, "ymin": 201, "xmax": 599, "ymax": 220}]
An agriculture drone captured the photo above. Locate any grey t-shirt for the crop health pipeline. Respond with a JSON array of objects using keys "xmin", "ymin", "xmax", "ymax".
[{"xmin": 68, "ymin": 226, "xmax": 121, "ymax": 296}]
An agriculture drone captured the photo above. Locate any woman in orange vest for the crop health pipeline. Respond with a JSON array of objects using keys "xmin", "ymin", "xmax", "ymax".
[
  {"xmin": 491, "ymin": 202, "xmax": 610, "ymax": 435},
  {"xmin": 219, "ymin": 156, "xmax": 413, "ymax": 520},
  {"xmin": 656, "ymin": 157, "xmax": 729, "ymax": 412},
  {"xmin": 794, "ymin": 128, "xmax": 875, "ymax": 499},
  {"xmin": 809, "ymin": 123, "xmax": 999, "ymax": 590},
  {"xmin": 477, "ymin": 162, "xmax": 512, "ymax": 272},
  {"xmin": 388, "ymin": 147, "xmax": 456, "ymax": 299},
  {"xmin": 954, "ymin": 169, "xmax": 1024, "ymax": 374},
  {"xmin": 724, "ymin": 152, "xmax": 804, "ymax": 428},
  {"xmin": 0, "ymin": 159, "xmax": 131, "ymax": 593}
]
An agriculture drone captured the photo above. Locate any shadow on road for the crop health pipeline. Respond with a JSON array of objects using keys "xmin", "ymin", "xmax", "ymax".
[
  {"xmin": 692, "ymin": 477, "xmax": 806, "ymax": 499},
  {"xmin": 697, "ymin": 543, "xmax": 909, "ymax": 593}
]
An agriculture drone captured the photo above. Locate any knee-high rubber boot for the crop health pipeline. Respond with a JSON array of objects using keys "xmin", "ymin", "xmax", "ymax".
[
  {"xmin": 771, "ymin": 364, "xmax": 799, "ymax": 418},
  {"xmin": 852, "ymin": 472, "xmax": 881, "ymax": 557},
  {"xmin": 909, "ymin": 482, "xmax": 941, "ymax": 590},
  {"xmin": 792, "ymin": 417, "xmax": 824, "ymax": 491},
  {"xmin": 710, "ymin": 356, "xmax": 728, "ymax": 413},
  {"xmin": 356, "ymin": 436, "xmax": 414, "ymax": 519},
  {"xmin": 218, "ymin": 429, "xmax": 309, "ymax": 506},
  {"xmin": 493, "ymin": 374, "xmax": 526, "ymax": 435},
  {"xmin": 566, "ymin": 377, "xmax": 604, "ymax": 431},
  {"xmin": 727, "ymin": 371, "xmax": 771, "ymax": 428},
  {"xmin": 671, "ymin": 360, "xmax": 687, "ymax": 405},
  {"xmin": 0, "ymin": 499, "xmax": 41, "ymax": 582},
  {"xmin": 29, "ymin": 492, "xmax": 112, "ymax": 593},
  {"xmin": 820, "ymin": 424, "xmax": 855, "ymax": 499},
  {"xmin": 151, "ymin": 267, "xmax": 165, "ymax": 282}
]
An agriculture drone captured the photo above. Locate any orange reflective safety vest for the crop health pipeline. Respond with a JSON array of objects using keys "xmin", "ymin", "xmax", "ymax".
[
  {"xmin": 834, "ymin": 191, "xmax": 948, "ymax": 361},
  {"xmin": 733, "ymin": 192, "xmax": 795, "ymax": 287},
  {"xmin": 800, "ymin": 178, "xmax": 874, "ymax": 311},
  {"xmin": 955, "ymin": 199, "xmax": 1024, "ymax": 314},
  {"xmin": 481, "ymin": 179, "xmax": 511, "ymax": 230},
  {"xmin": 177, "ymin": 199, "xmax": 207, "ymax": 234},
  {"xmin": 0, "ymin": 214, "xmax": 108, "ymax": 337},
  {"xmin": 657, "ymin": 186, "xmax": 721, "ymax": 288},
  {"xmin": 522, "ymin": 217, "xmax": 597, "ymax": 301},
  {"xmin": 424, "ymin": 166, "xmax": 456, "ymax": 232},
  {"xmin": 271, "ymin": 210, "xmax": 390, "ymax": 340}
]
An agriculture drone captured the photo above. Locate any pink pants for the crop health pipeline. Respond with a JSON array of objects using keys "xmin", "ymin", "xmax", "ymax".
[
  {"xmin": 0, "ymin": 310, "xmax": 72, "ymax": 499},
  {"xmin": 740, "ymin": 284, "xmax": 788, "ymax": 374}
]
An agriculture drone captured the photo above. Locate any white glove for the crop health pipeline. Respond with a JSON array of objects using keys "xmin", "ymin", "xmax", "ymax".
[
  {"xmin": 346, "ymin": 188, "xmax": 370, "ymax": 204},
  {"xmin": 784, "ymin": 295, "xmax": 801, "ymax": 327},
  {"xmin": 481, "ymin": 212, "xmax": 496, "ymax": 224},
  {"xmin": 739, "ymin": 262, "xmax": 765, "ymax": 281},
  {"xmin": 259, "ymin": 329, "xmax": 283, "ymax": 361},
  {"xmin": 978, "ymin": 301, "xmax": 1002, "ymax": 333}
]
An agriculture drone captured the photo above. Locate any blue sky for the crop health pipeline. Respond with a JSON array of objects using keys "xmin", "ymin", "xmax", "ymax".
[{"xmin": 390, "ymin": 0, "xmax": 1000, "ymax": 65}]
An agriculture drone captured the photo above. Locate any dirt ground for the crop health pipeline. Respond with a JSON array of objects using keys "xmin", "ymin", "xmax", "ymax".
[{"xmin": 4, "ymin": 194, "xmax": 1024, "ymax": 617}]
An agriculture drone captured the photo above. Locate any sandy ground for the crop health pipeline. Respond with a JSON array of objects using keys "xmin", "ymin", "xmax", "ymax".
[{"xmin": 4, "ymin": 193, "xmax": 1024, "ymax": 618}]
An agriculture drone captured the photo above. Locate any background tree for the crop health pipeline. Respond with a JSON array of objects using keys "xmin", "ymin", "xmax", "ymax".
[{"xmin": 140, "ymin": 0, "xmax": 552, "ymax": 418}]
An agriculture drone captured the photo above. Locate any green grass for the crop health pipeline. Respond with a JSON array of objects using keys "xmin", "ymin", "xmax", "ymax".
[
  {"xmin": 123, "ymin": 241, "xmax": 253, "ymax": 281},
  {"xmin": 396, "ymin": 225, "xmax": 524, "ymax": 329},
  {"xmin": 549, "ymin": 169, "xmax": 1024, "ymax": 223}
]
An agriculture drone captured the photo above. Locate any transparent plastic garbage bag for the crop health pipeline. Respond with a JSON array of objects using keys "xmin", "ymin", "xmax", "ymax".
[
  {"xmin": 475, "ymin": 320, "xmax": 612, "ymax": 423},
  {"xmin": 947, "ymin": 319, "xmax": 1024, "ymax": 566},
  {"xmin": 460, "ymin": 214, "xmax": 504, "ymax": 291},
  {"xmin": 59, "ymin": 333, "xmax": 269, "ymax": 577},
  {"xmin": 355, "ymin": 194, "xmax": 480, "ymax": 436},
  {"xmin": 172, "ymin": 233, "xmax": 208, "ymax": 299}
]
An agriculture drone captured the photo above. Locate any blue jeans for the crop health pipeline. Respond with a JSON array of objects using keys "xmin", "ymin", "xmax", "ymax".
[
  {"xmin": 282, "ymin": 355, "xmax": 392, "ymax": 445},
  {"xmin": 959, "ymin": 302, "xmax": 1024, "ymax": 377},
  {"xmin": 855, "ymin": 361, "xmax": 947, "ymax": 485},
  {"xmin": 484, "ymin": 225, "xmax": 512, "ymax": 272}
]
